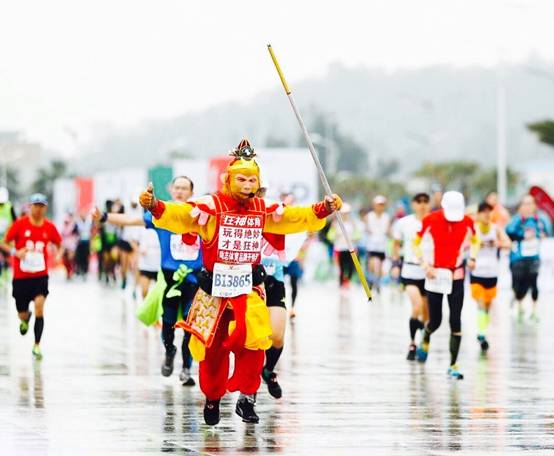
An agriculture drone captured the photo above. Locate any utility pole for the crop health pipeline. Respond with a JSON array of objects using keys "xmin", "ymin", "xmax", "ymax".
[{"xmin": 496, "ymin": 69, "xmax": 507, "ymax": 205}]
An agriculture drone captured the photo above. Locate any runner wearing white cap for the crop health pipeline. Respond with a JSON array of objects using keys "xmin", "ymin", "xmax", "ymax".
[{"xmin": 413, "ymin": 191, "xmax": 480, "ymax": 380}]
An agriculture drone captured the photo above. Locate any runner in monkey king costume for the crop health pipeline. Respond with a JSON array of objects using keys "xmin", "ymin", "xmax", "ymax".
[{"xmin": 139, "ymin": 139, "xmax": 342, "ymax": 425}]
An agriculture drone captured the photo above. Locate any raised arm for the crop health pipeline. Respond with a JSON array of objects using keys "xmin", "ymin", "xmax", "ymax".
[
  {"xmin": 92, "ymin": 207, "xmax": 144, "ymax": 227},
  {"xmin": 264, "ymin": 195, "xmax": 342, "ymax": 235}
]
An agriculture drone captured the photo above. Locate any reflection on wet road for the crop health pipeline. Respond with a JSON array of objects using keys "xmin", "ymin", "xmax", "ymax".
[{"xmin": 1, "ymin": 277, "xmax": 554, "ymax": 454}]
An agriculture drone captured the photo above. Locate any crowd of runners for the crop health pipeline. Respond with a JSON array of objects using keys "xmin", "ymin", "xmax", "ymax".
[{"xmin": 0, "ymin": 140, "xmax": 552, "ymax": 425}]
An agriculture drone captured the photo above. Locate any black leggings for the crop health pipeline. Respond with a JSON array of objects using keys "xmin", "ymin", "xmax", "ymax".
[
  {"xmin": 338, "ymin": 250, "xmax": 354, "ymax": 285},
  {"xmin": 289, "ymin": 275, "xmax": 298, "ymax": 307},
  {"xmin": 161, "ymin": 269, "xmax": 199, "ymax": 368},
  {"xmin": 75, "ymin": 241, "xmax": 90, "ymax": 275},
  {"xmin": 426, "ymin": 279, "xmax": 464, "ymax": 334},
  {"xmin": 511, "ymin": 259, "xmax": 540, "ymax": 301}
]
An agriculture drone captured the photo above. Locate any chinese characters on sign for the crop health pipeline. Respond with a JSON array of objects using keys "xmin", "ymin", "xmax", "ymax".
[{"xmin": 217, "ymin": 214, "xmax": 264, "ymax": 264}]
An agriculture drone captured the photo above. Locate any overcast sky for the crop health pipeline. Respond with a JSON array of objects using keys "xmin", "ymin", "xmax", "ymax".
[{"xmin": 1, "ymin": 0, "xmax": 553, "ymax": 154}]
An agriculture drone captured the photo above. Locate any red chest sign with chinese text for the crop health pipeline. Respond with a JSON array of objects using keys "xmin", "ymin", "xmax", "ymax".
[{"xmin": 217, "ymin": 213, "xmax": 264, "ymax": 264}]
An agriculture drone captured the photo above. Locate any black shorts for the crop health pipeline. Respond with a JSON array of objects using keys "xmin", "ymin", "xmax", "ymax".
[
  {"xmin": 400, "ymin": 277, "xmax": 426, "ymax": 296},
  {"xmin": 139, "ymin": 270, "xmax": 158, "ymax": 281},
  {"xmin": 12, "ymin": 275, "xmax": 49, "ymax": 313},
  {"xmin": 117, "ymin": 240, "xmax": 133, "ymax": 253},
  {"xmin": 470, "ymin": 275, "xmax": 498, "ymax": 289},
  {"xmin": 264, "ymin": 275, "xmax": 286, "ymax": 309},
  {"xmin": 368, "ymin": 251, "xmax": 386, "ymax": 261}
]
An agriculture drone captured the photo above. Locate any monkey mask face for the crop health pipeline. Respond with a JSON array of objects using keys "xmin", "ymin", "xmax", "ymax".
[{"xmin": 222, "ymin": 139, "xmax": 261, "ymax": 202}]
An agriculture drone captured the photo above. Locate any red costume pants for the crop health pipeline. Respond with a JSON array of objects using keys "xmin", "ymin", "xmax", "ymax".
[{"xmin": 199, "ymin": 308, "xmax": 265, "ymax": 400}]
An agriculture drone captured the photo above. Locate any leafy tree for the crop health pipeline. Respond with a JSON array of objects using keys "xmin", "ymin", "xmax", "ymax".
[
  {"xmin": 415, "ymin": 161, "xmax": 480, "ymax": 197},
  {"xmin": 470, "ymin": 168, "xmax": 519, "ymax": 201},
  {"xmin": 414, "ymin": 160, "xmax": 518, "ymax": 201},
  {"xmin": 329, "ymin": 174, "xmax": 406, "ymax": 208},
  {"xmin": 528, "ymin": 120, "xmax": 554, "ymax": 148}
]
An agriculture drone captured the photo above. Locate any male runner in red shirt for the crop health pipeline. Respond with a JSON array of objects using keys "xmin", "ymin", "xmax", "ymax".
[
  {"xmin": 4, "ymin": 193, "xmax": 62, "ymax": 360},
  {"xmin": 413, "ymin": 191, "xmax": 479, "ymax": 380}
]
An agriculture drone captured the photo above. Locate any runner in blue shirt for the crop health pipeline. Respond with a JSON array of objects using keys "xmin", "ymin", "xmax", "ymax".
[
  {"xmin": 506, "ymin": 194, "xmax": 551, "ymax": 320},
  {"xmin": 93, "ymin": 176, "xmax": 202, "ymax": 385}
]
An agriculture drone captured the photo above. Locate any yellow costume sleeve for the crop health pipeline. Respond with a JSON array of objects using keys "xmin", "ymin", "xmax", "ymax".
[
  {"xmin": 264, "ymin": 205, "xmax": 326, "ymax": 235},
  {"xmin": 152, "ymin": 201, "xmax": 217, "ymax": 241}
]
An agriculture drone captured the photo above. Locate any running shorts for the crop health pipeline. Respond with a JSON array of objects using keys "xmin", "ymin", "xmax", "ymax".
[
  {"xmin": 470, "ymin": 275, "xmax": 498, "ymax": 303},
  {"xmin": 368, "ymin": 251, "xmax": 386, "ymax": 261},
  {"xmin": 139, "ymin": 270, "xmax": 157, "ymax": 281},
  {"xmin": 264, "ymin": 275, "xmax": 286, "ymax": 309},
  {"xmin": 117, "ymin": 239, "xmax": 133, "ymax": 253},
  {"xmin": 12, "ymin": 275, "xmax": 49, "ymax": 313},
  {"xmin": 400, "ymin": 277, "xmax": 426, "ymax": 296}
]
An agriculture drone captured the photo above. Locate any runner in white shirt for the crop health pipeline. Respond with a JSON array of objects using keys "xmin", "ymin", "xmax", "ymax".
[
  {"xmin": 364, "ymin": 195, "xmax": 391, "ymax": 292},
  {"xmin": 470, "ymin": 202, "xmax": 510, "ymax": 352},
  {"xmin": 133, "ymin": 227, "xmax": 162, "ymax": 299},
  {"xmin": 391, "ymin": 193, "xmax": 431, "ymax": 360}
]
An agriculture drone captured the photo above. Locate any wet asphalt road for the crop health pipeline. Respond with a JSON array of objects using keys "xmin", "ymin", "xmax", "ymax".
[{"xmin": 1, "ymin": 273, "xmax": 554, "ymax": 455}]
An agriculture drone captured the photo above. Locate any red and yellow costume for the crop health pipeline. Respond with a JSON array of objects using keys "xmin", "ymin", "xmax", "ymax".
[{"xmin": 144, "ymin": 140, "xmax": 337, "ymax": 401}]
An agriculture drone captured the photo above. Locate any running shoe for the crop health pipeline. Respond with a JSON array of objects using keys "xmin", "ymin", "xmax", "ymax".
[
  {"xmin": 235, "ymin": 396, "xmax": 259, "ymax": 423},
  {"xmin": 416, "ymin": 342, "xmax": 429, "ymax": 363},
  {"xmin": 406, "ymin": 344, "xmax": 417, "ymax": 361},
  {"xmin": 447, "ymin": 364, "xmax": 464, "ymax": 380},
  {"xmin": 19, "ymin": 312, "xmax": 32, "ymax": 335},
  {"xmin": 203, "ymin": 399, "xmax": 220, "ymax": 425},
  {"xmin": 179, "ymin": 368, "xmax": 195, "ymax": 386},
  {"xmin": 32, "ymin": 344, "xmax": 43, "ymax": 360},
  {"xmin": 161, "ymin": 346, "xmax": 177, "ymax": 377},
  {"xmin": 477, "ymin": 335, "xmax": 489, "ymax": 352},
  {"xmin": 262, "ymin": 368, "xmax": 282, "ymax": 399}
]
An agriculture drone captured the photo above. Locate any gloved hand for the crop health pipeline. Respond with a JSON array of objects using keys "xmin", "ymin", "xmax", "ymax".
[
  {"xmin": 324, "ymin": 194, "xmax": 343, "ymax": 212},
  {"xmin": 139, "ymin": 182, "xmax": 157, "ymax": 210},
  {"xmin": 313, "ymin": 194, "xmax": 343, "ymax": 218}
]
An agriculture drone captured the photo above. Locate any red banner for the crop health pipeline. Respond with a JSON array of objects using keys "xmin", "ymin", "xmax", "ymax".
[
  {"xmin": 530, "ymin": 185, "xmax": 554, "ymax": 221},
  {"xmin": 208, "ymin": 156, "xmax": 232, "ymax": 193},
  {"xmin": 76, "ymin": 177, "xmax": 94, "ymax": 213}
]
